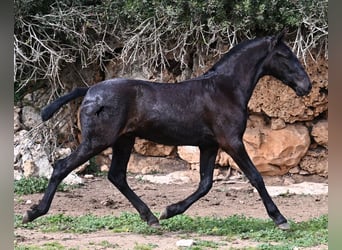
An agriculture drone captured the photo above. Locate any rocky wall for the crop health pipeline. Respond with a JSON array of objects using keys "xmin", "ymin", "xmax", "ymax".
[{"xmin": 14, "ymin": 57, "xmax": 328, "ymax": 183}]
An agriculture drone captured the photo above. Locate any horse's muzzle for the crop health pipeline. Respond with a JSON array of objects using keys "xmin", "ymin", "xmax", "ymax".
[{"xmin": 295, "ymin": 81, "xmax": 312, "ymax": 96}]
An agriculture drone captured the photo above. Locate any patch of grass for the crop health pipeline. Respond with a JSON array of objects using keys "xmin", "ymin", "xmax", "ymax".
[
  {"xmin": 98, "ymin": 240, "xmax": 119, "ymax": 249},
  {"xmin": 192, "ymin": 239, "xmax": 224, "ymax": 249},
  {"xmin": 15, "ymin": 213, "xmax": 327, "ymax": 249},
  {"xmin": 15, "ymin": 241, "xmax": 66, "ymax": 250},
  {"xmin": 133, "ymin": 243, "xmax": 158, "ymax": 250},
  {"xmin": 14, "ymin": 177, "xmax": 77, "ymax": 195}
]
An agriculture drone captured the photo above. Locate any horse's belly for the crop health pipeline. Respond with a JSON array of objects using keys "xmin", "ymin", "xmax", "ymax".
[{"xmin": 134, "ymin": 122, "xmax": 216, "ymax": 146}]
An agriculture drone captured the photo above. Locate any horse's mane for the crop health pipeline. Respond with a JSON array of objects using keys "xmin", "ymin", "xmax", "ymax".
[{"xmin": 205, "ymin": 36, "xmax": 270, "ymax": 74}]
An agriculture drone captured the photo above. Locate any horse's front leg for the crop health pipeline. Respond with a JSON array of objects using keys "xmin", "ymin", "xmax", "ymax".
[
  {"xmin": 221, "ymin": 137, "xmax": 290, "ymax": 230},
  {"xmin": 108, "ymin": 135, "xmax": 160, "ymax": 226},
  {"xmin": 160, "ymin": 145, "xmax": 218, "ymax": 220}
]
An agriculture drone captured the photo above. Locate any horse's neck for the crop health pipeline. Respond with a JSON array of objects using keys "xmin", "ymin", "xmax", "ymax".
[{"xmin": 213, "ymin": 42, "xmax": 269, "ymax": 105}]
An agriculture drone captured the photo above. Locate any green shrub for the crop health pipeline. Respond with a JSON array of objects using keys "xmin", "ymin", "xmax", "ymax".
[{"xmin": 14, "ymin": 177, "xmax": 69, "ymax": 195}]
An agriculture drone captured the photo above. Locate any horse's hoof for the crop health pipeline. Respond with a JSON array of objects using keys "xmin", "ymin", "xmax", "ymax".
[
  {"xmin": 278, "ymin": 222, "xmax": 290, "ymax": 230},
  {"xmin": 22, "ymin": 211, "xmax": 31, "ymax": 224},
  {"xmin": 159, "ymin": 209, "xmax": 168, "ymax": 220},
  {"xmin": 149, "ymin": 221, "xmax": 161, "ymax": 229}
]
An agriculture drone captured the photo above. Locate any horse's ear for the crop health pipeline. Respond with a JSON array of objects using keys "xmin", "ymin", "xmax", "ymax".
[{"xmin": 269, "ymin": 28, "xmax": 288, "ymax": 50}]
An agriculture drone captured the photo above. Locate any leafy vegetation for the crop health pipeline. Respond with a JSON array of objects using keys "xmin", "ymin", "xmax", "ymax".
[
  {"xmin": 15, "ymin": 212, "xmax": 328, "ymax": 249},
  {"xmin": 14, "ymin": 177, "xmax": 75, "ymax": 195}
]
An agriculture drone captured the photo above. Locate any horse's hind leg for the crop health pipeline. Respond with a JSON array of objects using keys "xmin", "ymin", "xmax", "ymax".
[
  {"xmin": 108, "ymin": 135, "xmax": 160, "ymax": 226},
  {"xmin": 222, "ymin": 139, "xmax": 290, "ymax": 230},
  {"xmin": 22, "ymin": 139, "xmax": 108, "ymax": 223},
  {"xmin": 160, "ymin": 146, "xmax": 218, "ymax": 220}
]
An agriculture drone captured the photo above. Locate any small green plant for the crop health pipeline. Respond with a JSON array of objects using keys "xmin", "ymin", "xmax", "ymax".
[
  {"xmin": 14, "ymin": 241, "xmax": 65, "ymax": 250},
  {"xmin": 82, "ymin": 157, "xmax": 99, "ymax": 175},
  {"xmin": 14, "ymin": 177, "xmax": 71, "ymax": 195},
  {"xmin": 133, "ymin": 243, "xmax": 158, "ymax": 250},
  {"xmin": 98, "ymin": 240, "xmax": 119, "ymax": 249},
  {"xmin": 192, "ymin": 239, "xmax": 223, "ymax": 249}
]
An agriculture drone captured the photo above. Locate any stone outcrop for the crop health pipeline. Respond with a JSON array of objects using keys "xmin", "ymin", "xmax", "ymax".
[
  {"xmin": 248, "ymin": 60, "xmax": 328, "ymax": 123},
  {"xmin": 311, "ymin": 120, "xmax": 328, "ymax": 149},
  {"xmin": 134, "ymin": 138, "xmax": 175, "ymax": 157},
  {"xmin": 299, "ymin": 148, "xmax": 328, "ymax": 177},
  {"xmin": 177, "ymin": 122, "xmax": 310, "ymax": 176},
  {"xmin": 14, "ymin": 107, "xmax": 83, "ymax": 185},
  {"xmin": 14, "ymin": 106, "xmax": 22, "ymax": 132},
  {"xmin": 127, "ymin": 153, "xmax": 188, "ymax": 174},
  {"xmin": 177, "ymin": 146, "xmax": 200, "ymax": 164},
  {"xmin": 21, "ymin": 106, "xmax": 42, "ymax": 129}
]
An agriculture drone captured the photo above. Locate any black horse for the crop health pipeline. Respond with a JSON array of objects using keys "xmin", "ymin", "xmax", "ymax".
[{"xmin": 23, "ymin": 30, "xmax": 311, "ymax": 230}]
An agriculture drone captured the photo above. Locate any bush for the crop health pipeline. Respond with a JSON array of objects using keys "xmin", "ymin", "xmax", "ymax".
[{"xmin": 14, "ymin": 0, "xmax": 327, "ymax": 97}]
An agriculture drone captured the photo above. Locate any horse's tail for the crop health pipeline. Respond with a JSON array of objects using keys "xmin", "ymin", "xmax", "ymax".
[{"xmin": 41, "ymin": 87, "xmax": 89, "ymax": 121}]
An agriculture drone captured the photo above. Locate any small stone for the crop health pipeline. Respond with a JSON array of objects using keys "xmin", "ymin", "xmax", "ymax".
[
  {"xmin": 176, "ymin": 239, "xmax": 194, "ymax": 247},
  {"xmin": 289, "ymin": 166, "xmax": 300, "ymax": 174},
  {"xmin": 100, "ymin": 198, "xmax": 114, "ymax": 206},
  {"xmin": 100, "ymin": 164, "xmax": 109, "ymax": 172},
  {"xmin": 84, "ymin": 174, "xmax": 94, "ymax": 179},
  {"xmin": 23, "ymin": 160, "xmax": 36, "ymax": 178},
  {"xmin": 177, "ymin": 146, "xmax": 200, "ymax": 164},
  {"xmin": 271, "ymin": 118, "xmax": 286, "ymax": 130},
  {"xmin": 102, "ymin": 148, "xmax": 112, "ymax": 156},
  {"xmin": 25, "ymin": 200, "xmax": 32, "ymax": 205},
  {"xmin": 283, "ymin": 176, "xmax": 295, "ymax": 185},
  {"xmin": 299, "ymin": 170, "xmax": 310, "ymax": 175},
  {"xmin": 311, "ymin": 120, "xmax": 328, "ymax": 148}
]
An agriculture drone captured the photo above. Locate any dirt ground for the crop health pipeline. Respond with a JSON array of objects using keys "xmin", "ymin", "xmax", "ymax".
[{"xmin": 14, "ymin": 172, "xmax": 328, "ymax": 250}]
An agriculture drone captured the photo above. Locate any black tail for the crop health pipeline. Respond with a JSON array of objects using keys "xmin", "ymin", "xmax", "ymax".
[{"xmin": 41, "ymin": 87, "xmax": 89, "ymax": 121}]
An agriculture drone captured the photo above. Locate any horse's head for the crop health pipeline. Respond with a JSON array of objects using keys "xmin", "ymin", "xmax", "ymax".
[{"xmin": 264, "ymin": 29, "xmax": 312, "ymax": 96}]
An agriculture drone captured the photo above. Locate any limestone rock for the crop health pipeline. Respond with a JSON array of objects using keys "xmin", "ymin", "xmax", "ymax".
[
  {"xmin": 102, "ymin": 148, "xmax": 113, "ymax": 156},
  {"xmin": 177, "ymin": 146, "xmax": 200, "ymax": 164},
  {"xmin": 216, "ymin": 149, "xmax": 232, "ymax": 167},
  {"xmin": 262, "ymin": 182, "xmax": 328, "ymax": 197},
  {"xmin": 14, "ymin": 130, "xmax": 83, "ymax": 185},
  {"xmin": 54, "ymin": 147, "xmax": 72, "ymax": 158},
  {"xmin": 134, "ymin": 138, "xmax": 174, "ymax": 157},
  {"xmin": 216, "ymin": 125, "xmax": 310, "ymax": 176},
  {"xmin": 245, "ymin": 124, "xmax": 310, "ymax": 175},
  {"xmin": 311, "ymin": 120, "xmax": 328, "ymax": 148},
  {"xmin": 248, "ymin": 59, "xmax": 328, "ymax": 123},
  {"xmin": 271, "ymin": 118, "xmax": 286, "ymax": 130},
  {"xmin": 21, "ymin": 106, "xmax": 42, "ymax": 129},
  {"xmin": 128, "ymin": 153, "xmax": 188, "ymax": 174},
  {"xmin": 299, "ymin": 148, "xmax": 328, "ymax": 177},
  {"xmin": 246, "ymin": 114, "xmax": 267, "ymax": 128},
  {"xmin": 23, "ymin": 160, "xmax": 37, "ymax": 178},
  {"xmin": 137, "ymin": 171, "xmax": 198, "ymax": 185},
  {"xmin": 64, "ymin": 173, "xmax": 84, "ymax": 185},
  {"xmin": 14, "ymin": 106, "xmax": 22, "ymax": 132},
  {"xmin": 100, "ymin": 164, "xmax": 110, "ymax": 172}
]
